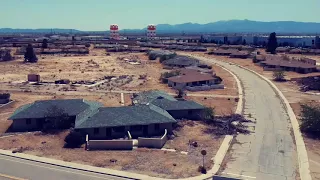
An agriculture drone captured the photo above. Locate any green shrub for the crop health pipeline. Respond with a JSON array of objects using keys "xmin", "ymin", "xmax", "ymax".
[
  {"xmin": 300, "ymin": 103, "xmax": 320, "ymax": 136},
  {"xmin": 201, "ymin": 107, "xmax": 215, "ymax": 123},
  {"xmin": 273, "ymin": 70, "xmax": 286, "ymax": 81},
  {"xmin": 160, "ymin": 70, "xmax": 180, "ymax": 82},
  {"xmin": 0, "ymin": 93, "xmax": 10, "ymax": 99},
  {"xmin": 64, "ymin": 130, "xmax": 84, "ymax": 148},
  {"xmin": 148, "ymin": 53, "xmax": 157, "ymax": 60}
]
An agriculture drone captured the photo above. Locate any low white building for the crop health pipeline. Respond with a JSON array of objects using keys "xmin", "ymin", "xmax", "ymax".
[
  {"xmin": 277, "ymin": 36, "xmax": 315, "ymax": 47},
  {"xmin": 202, "ymin": 35, "xmax": 317, "ymax": 47}
]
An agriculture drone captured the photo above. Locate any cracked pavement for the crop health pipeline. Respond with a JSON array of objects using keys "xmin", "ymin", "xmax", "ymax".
[{"xmin": 192, "ymin": 55, "xmax": 298, "ymax": 180}]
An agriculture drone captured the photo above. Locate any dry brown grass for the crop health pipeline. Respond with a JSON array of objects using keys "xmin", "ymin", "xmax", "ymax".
[
  {"xmin": 164, "ymin": 121, "xmax": 223, "ymax": 152},
  {"xmin": 0, "ymin": 122, "xmax": 223, "ymax": 178},
  {"xmin": 0, "ymin": 50, "xmax": 173, "ymax": 93},
  {"xmin": 186, "ymin": 96, "xmax": 236, "ymax": 115}
]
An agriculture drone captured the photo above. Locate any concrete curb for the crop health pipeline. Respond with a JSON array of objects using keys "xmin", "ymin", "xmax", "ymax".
[
  {"xmin": 222, "ymin": 62, "xmax": 312, "ymax": 180},
  {"xmin": 213, "ymin": 64, "xmax": 243, "ymax": 115},
  {"xmin": 0, "ymin": 100, "xmax": 15, "ymax": 109},
  {"xmin": 0, "ymin": 149, "xmax": 150, "ymax": 180}
]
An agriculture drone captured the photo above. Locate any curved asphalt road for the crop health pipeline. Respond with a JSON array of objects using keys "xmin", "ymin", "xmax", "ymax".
[
  {"xmin": 0, "ymin": 154, "xmax": 131, "ymax": 180},
  {"xmin": 191, "ymin": 54, "xmax": 298, "ymax": 180}
]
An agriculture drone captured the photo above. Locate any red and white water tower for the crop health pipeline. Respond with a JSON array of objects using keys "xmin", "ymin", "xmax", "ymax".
[
  {"xmin": 147, "ymin": 24, "xmax": 156, "ymax": 40},
  {"xmin": 110, "ymin": 24, "xmax": 119, "ymax": 40}
]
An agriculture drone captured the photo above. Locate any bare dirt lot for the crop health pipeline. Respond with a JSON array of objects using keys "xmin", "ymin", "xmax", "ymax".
[
  {"xmin": 0, "ymin": 50, "xmax": 172, "ymax": 93},
  {"xmin": 1, "ymin": 49, "xmax": 237, "ymax": 97},
  {"xmin": 0, "ymin": 121, "xmax": 223, "ymax": 179}
]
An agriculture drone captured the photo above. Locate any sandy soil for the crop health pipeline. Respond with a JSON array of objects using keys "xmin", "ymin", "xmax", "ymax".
[
  {"xmin": 186, "ymin": 96, "xmax": 237, "ymax": 115},
  {"xmin": 0, "ymin": 121, "xmax": 222, "ymax": 179},
  {"xmin": 0, "ymin": 50, "xmax": 172, "ymax": 93}
]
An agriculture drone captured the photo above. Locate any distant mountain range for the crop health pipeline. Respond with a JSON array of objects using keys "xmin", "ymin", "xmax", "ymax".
[{"xmin": 1, "ymin": 20, "xmax": 320, "ymax": 34}]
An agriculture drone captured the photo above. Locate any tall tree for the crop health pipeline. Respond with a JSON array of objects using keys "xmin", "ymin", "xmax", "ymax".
[
  {"xmin": 266, "ymin": 32, "xmax": 278, "ymax": 54},
  {"xmin": 24, "ymin": 44, "xmax": 38, "ymax": 63},
  {"xmin": 300, "ymin": 103, "xmax": 320, "ymax": 136},
  {"xmin": 42, "ymin": 39, "xmax": 48, "ymax": 49},
  {"xmin": 43, "ymin": 105, "xmax": 70, "ymax": 132}
]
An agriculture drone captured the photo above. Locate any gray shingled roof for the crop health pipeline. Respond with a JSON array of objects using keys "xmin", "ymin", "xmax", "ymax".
[
  {"xmin": 150, "ymin": 99, "xmax": 205, "ymax": 111},
  {"xmin": 132, "ymin": 90, "xmax": 177, "ymax": 105},
  {"xmin": 9, "ymin": 99, "xmax": 103, "ymax": 120},
  {"xmin": 75, "ymin": 104, "xmax": 176, "ymax": 129}
]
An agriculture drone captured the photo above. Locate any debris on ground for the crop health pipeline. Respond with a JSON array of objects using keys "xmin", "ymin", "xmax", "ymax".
[
  {"xmin": 205, "ymin": 114, "xmax": 253, "ymax": 135},
  {"xmin": 293, "ymin": 76, "xmax": 320, "ymax": 92},
  {"xmin": 55, "ymin": 79, "xmax": 71, "ymax": 84}
]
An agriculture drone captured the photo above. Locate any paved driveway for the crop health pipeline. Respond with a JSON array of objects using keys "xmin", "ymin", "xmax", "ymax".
[{"xmin": 193, "ymin": 55, "xmax": 298, "ymax": 180}]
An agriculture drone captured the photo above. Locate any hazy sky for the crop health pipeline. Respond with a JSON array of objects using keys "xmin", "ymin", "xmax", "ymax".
[{"xmin": 1, "ymin": 0, "xmax": 319, "ymax": 30}]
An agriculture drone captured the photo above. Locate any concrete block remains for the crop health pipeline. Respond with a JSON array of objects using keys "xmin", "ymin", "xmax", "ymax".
[{"xmin": 27, "ymin": 74, "xmax": 40, "ymax": 82}]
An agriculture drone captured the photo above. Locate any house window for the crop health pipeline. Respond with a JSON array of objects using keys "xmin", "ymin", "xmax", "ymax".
[
  {"xmin": 113, "ymin": 126, "xmax": 125, "ymax": 133},
  {"xmin": 130, "ymin": 125, "xmax": 143, "ymax": 132},
  {"xmin": 174, "ymin": 82, "xmax": 176, "ymax": 86},
  {"xmin": 188, "ymin": 110, "xmax": 193, "ymax": 115},
  {"xmin": 26, "ymin": 119, "xmax": 31, "ymax": 125},
  {"xmin": 94, "ymin": 128, "xmax": 99, "ymax": 135},
  {"xmin": 154, "ymin": 124, "xmax": 160, "ymax": 131}
]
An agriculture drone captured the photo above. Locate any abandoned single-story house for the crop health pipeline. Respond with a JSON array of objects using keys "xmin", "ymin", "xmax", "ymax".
[
  {"xmin": 162, "ymin": 56, "xmax": 199, "ymax": 68},
  {"xmin": 256, "ymin": 55, "xmax": 317, "ymax": 74},
  {"xmin": 276, "ymin": 47, "xmax": 290, "ymax": 53},
  {"xmin": 167, "ymin": 72, "xmax": 219, "ymax": 90},
  {"xmin": 150, "ymin": 99, "xmax": 206, "ymax": 120},
  {"xmin": 183, "ymin": 66, "xmax": 215, "ymax": 75},
  {"xmin": 9, "ymin": 91, "xmax": 208, "ymax": 139},
  {"xmin": 75, "ymin": 104, "xmax": 176, "ymax": 139},
  {"xmin": 8, "ymin": 99, "xmax": 103, "ymax": 131},
  {"xmin": 229, "ymin": 51, "xmax": 250, "ymax": 59},
  {"xmin": 288, "ymin": 48, "xmax": 308, "ymax": 54},
  {"xmin": 260, "ymin": 59, "xmax": 317, "ymax": 73},
  {"xmin": 210, "ymin": 49, "xmax": 235, "ymax": 56},
  {"xmin": 132, "ymin": 90, "xmax": 206, "ymax": 120}
]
